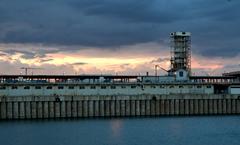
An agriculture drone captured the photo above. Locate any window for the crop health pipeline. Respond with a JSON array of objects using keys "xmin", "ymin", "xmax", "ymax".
[
  {"xmin": 121, "ymin": 86, "xmax": 126, "ymax": 89},
  {"xmin": 179, "ymin": 86, "xmax": 183, "ymax": 88},
  {"xmin": 151, "ymin": 85, "xmax": 156, "ymax": 88},
  {"xmin": 79, "ymin": 86, "xmax": 85, "ymax": 89},
  {"xmin": 0, "ymin": 86, "xmax": 6, "ymax": 90},
  {"xmin": 12, "ymin": 86, "xmax": 18, "ymax": 89},
  {"xmin": 47, "ymin": 86, "xmax": 52, "ymax": 89},
  {"xmin": 111, "ymin": 86, "xmax": 116, "ymax": 89},
  {"xmin": 101, "ymin": 86, "xmax": 107, "ymax": 89},
  {"xmin": 207, "ymin": 85, "xmax": 212, "ymax": 88},
  {"xmin": 90, "ymin": 86, "xmax": 96, "ymax": 89},
  {"xmin": 35, "ymin": 86, "xmax": 41, "ymax": 89},
  {"xmin": 131, "ymin": 86, "xmax": 136, "ymax": 89},
  {"xmin": 169, "ymin": 86, "xmax": 174, "ymax": 88},
  {"xmin": 160, "ymin": 85, "xmax": 165, "ymax": 88},
  {"xmin": 197, "ymin": 86, "xmax": 202, "ymax": 88},
  {"xmin": 24, "ymin": 86, "xmax": 30, "ymax": 89},
  {"xmin": 58, "ymin": 86, "xmax": 64, "ymax": 89},
  {"xmin": 179, "ymin": 71, "xmax": 184, "ymax": 77},
  {"xmin": 188, "ymin": 86, "xmax": 193, "ymax": 88},
  {"xmin": 69, "ymin": 86, "xmax": 74, "ymax": 89}
]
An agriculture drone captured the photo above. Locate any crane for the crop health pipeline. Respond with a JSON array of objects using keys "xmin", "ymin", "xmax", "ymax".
[
  {"xmin": 20, "ymin": 67, "xmax": 43, "ymax": 75},
  {"xmin": 154, "ymin": 65, "xmax": 168, "ymax": 76}
]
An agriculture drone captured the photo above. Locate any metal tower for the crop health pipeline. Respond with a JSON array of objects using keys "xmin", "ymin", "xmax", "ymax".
[{"xmin": 170, "ymin": 32, "xmax": 191, "ymax": 74}]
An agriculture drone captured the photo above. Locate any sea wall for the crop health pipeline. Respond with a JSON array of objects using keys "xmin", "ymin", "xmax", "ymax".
[{"xmin": 0, "ymin": 94, "xmax": 240, "ymax": 120}]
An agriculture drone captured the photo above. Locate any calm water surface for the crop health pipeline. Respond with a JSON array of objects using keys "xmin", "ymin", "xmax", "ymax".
[{"xmin": 0, "ymin": 116, "xmax": 240, "ymax": 145}]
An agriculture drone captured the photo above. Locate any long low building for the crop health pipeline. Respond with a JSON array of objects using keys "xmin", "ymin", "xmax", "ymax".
[{"xmin": 0, "ymin": 73, "xmax": 239, "ymax": 96}]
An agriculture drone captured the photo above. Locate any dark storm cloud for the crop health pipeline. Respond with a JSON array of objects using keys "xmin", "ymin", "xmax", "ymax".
[
  {"xmin": 72, "ymin": 62, "xmax": 88, "ymax": 65},
  {"xmin": 223, "ymin": 64, "xmax": 240, "ymax": 69},
  {"xmin": 1, "ymin": 49, "xmax": 37, "ymax": 59},
  {"xmin": 0, "ymin": 48, "xmax": 59, "ymax": 59},
  {"xmin": 39, "ymin": 58, "xmax": 54, "ymax": 63},
  {"xmin": 0, "ymin": 53, "xmax": 7, "ymax": 56},
  {"xmin": 0, "ymin": 0, "xmax": 239, "ymax": 57},
  {"xmin": 197, "ymin": 47, "xmax": 240, "ymax": 58},
  {"xmin": 70, "ymin": 0, "xmax": 181, "ymax": 23}
]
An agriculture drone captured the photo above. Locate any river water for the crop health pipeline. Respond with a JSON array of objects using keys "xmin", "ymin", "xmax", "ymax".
[{"xmin": 0, "ymin": 116, "xmax": 240, "ymax": 145}]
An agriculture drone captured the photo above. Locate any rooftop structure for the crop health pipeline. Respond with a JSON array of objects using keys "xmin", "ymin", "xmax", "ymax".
[{"xmin": 170, "ymin": 32, "xmax": 191, "ymax": 74}]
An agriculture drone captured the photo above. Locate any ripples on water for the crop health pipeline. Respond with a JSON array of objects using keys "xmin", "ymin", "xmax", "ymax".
[{"xmin": 0, "ymin": 116, "xmax": 240, "ymax": 145}]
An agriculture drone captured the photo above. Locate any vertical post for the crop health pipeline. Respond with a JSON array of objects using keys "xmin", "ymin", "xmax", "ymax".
[
  {"xmin": 43, "ymin": 101, "xmax": 49, "ymax": 119},
  {"xmin": 203, "ymin": 99, "xmax": 208, "ymax": 115},
  {"xmin": 83, "ymin": 100, "xmax": 88, "ymax": 117},
  {"xmin": 194, "ymin": 99, "xmax": 199, "ymax": 115},
  {"xmin": 213, "ymin": 99, "xmax": 218, "ymax": 115},
  {"xmin": 0, "ymin": 102, "xmax": 7, "ymax": 119},
  {"xmin": 146, "ymin": 100, "xmax": 151, "ymax": 116},
  {"xmin": 175, "ymin": 99, "xmax": 180, "ymax": 115},
  {"xmin": 55, "ymin": 102, "xmax": 60, "ymax": 118},
  {"xmin": 208, "ymin": 99, "xmax": 213, "ymax": 115},
  {"xmin": 222, "ymin": 99, "xmax": 227, "ymax": 114},
  {"xmin": 88, "ymin": 100, "xmax": 94, "ymax": 117},
  {"xmin": 130, "ymin": 100, "xmax": 136, "ymax": 116},
  {"xmin": 77, "ymin": 101, "xmax": 83, "ymax": 117},
  {"xmin": 237, "ymin": 100, "xmax": 240, "ymax": 114},
  {"xmin": 179, "ymin": 99, "xmax": 184, "ymax": 115},
  {"xmin": 227, "ymin": 99, "xmax": 232, "ymax": 114},
  {"xmin": 110, "ymin": 100, "xmax": 115, "ymax": 117},
  {"xmin": 189, "ymin": 99, "xmax": 194, "ymax": 115},
  {"xmin": 199, "ymin": 99, "xmax": 204, "ymax": 115},
  {"xmin": 105, "ymin": 100, "xmax": 110, "ymax": 117},
  {"xmin": 170, "ymin": 99, "xmax": 175, "ymax": 115},
  {"xmin": 150, "ymin": 100, "xmax": 156, "ymax": 116},
  {"xmin": 231, "ymin": 99, "xmax": 236, "ymax": 114},
  {"xmin": 140, "ymin": 100, "xmax": 145, "ymax": 116},
  {"xmin": 49, "ymin": 102, "xmax": 54, "ymax": 118},
  {"xmin": 71, "ymin": 101, "xmax": 77, "ymax": 118},
  {"xmin": 165, "ymin": 100, "xmax": 170, "ymax": 116},
  {"xmin": 100, "ymin": 100, "xmax": 105, "ymax": 117},
  {"xmin": 7, "ymin": 102, "xmax": 13, "ymax": 119},
  {"xmin": 126, "ymin": 100, "xmax": 131, "ymax": 116},
  {"xmin": 155, "ymin": 100, "xmax": 160, "ymax": 116},
  {"xmin": 19, "ymin": 102, "xmax": 25, "ymax": 119},
  {"xmin": 217, "ymin": 99, "xmax": 223, "ymax": 115},
  {"xmin": 185, "ymin": 99, "xmax": 189, "ymax": 115},
  {"xmin": 160, "ymin": 100, "xmax": 165, "ymax": 115},
  {"xmin": 136, "ymin": 100, "xmax": 140, "ymax": 116},
  {"xmin": 25, "ymin": 101, "xmax": 31, "ymax": 119},
  {"xmin": 61, "ymin": 101, "xmax": 66, "ymax": 118},
  {"xmin": 120, "ymin": 100, "xmax": 126, "ymax": 117},
  {"xmin": 13, "ymin": 102, "xmax": 19, "ymax": 119}
]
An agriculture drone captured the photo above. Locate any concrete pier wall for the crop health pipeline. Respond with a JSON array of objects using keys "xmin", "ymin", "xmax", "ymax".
[{"xmin": 0, "ymin": 94, "xmax": 240, "ymax": 120}]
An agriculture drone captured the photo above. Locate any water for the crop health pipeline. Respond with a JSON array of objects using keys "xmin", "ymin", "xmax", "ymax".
[{"xmin": 0, "ymin": 116, "xmax": 240, "ymax": 145}]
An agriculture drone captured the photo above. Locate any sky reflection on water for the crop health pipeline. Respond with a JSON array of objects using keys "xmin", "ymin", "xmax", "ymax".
[{"xmin": 0, "ymin": 116, "xmax": 240, "ymax": 145}]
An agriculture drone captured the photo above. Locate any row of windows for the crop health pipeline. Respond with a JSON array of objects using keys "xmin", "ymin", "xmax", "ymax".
[
  {"xmin": 1, "ymin": 86, "xmax": 120, "ymax": 90},
  {"xmin": 0, "ymin": 85, "xmax": 212, "ymax": 90}
]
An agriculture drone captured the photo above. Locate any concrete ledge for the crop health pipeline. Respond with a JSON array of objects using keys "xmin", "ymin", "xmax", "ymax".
[{"xmin": 0, "ymin": 94, "xmax": 239, "ymax": 102}]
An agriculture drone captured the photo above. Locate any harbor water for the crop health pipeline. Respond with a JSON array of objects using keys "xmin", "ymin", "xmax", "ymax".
[{"xmin": 0, "ymin": 116, "xmax": 240, "ymax": 145}]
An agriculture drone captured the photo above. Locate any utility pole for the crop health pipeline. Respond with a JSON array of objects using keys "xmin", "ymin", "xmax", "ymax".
[{"xmin": 20, "ymin": 67, "xmax": 43, "ymax": 75}]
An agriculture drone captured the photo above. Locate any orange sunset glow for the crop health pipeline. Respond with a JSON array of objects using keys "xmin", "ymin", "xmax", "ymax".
[{"xmin": 0, "ymin": 42, "xmax": 239, "ymax": 76}]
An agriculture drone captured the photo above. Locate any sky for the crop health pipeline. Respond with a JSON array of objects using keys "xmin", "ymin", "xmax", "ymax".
[{"xmin": 0, "ymin": 0, "xmax": 239, "ymax": 75}]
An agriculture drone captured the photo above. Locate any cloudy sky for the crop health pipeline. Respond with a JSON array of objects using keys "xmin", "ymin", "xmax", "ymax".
[{"xmin": 0, "ymin": 0, "xmax": 239, "ymax": 75}]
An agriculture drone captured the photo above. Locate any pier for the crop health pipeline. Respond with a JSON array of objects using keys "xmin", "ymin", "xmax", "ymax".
[{"xmin": 1, "ymin": 95, "xmax": 240, "ymax": 120}]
